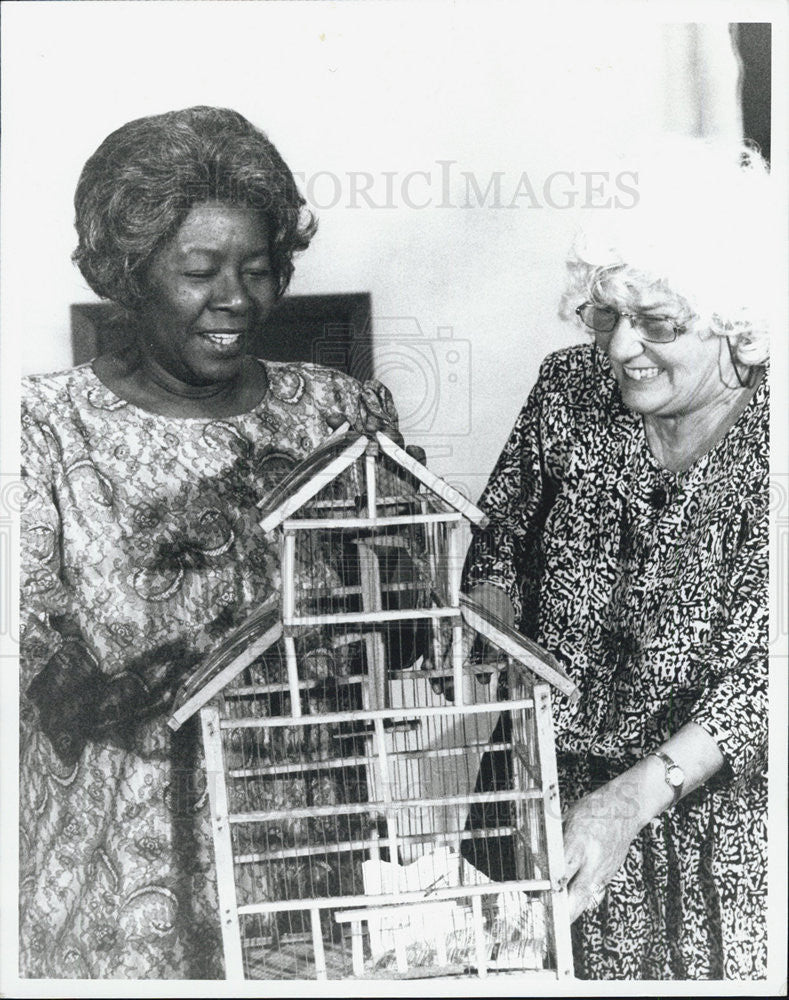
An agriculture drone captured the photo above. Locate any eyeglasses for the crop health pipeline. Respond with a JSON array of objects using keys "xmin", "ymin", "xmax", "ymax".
[{"xmin": 575, "ymin": 302, "xmax": 693, "ymax": 344}]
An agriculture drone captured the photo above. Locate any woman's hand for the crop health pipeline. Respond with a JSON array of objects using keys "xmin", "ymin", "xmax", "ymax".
[
  {"xmin": 466, "ymin": 582, "xmax": 516, "ymax": 629},
  {"xmin": 562, "ymin": 773, "xmax": 644, "ymax": 923},
  {"xmin": 562, "ymin": 725, "xmax": 727, "ymax": 922},
  {"xmin": 432, "ymin": 583, "xmax": 513, "ymax": 699},
  {"xmin": 358, "ymin": 378, "xmax": 404, "ymax": 446}
]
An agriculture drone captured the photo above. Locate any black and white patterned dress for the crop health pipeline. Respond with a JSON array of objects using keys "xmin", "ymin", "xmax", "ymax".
[{"xmin": 464, "ymin": 344, "xmax": 768, "ymax": 980}]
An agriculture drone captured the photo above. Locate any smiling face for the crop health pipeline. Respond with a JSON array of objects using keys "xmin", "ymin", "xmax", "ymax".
[
  {"xmin": 136, "ymin": 202, "xmax": 277, "ymax": 389},
  {"xmin": 592, "ymin": 277, "xmax": 739, "ymax": 421}
]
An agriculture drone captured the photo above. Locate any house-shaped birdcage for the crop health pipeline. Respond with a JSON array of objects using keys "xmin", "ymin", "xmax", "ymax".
[{"xmin": 168, "ymin": 427, "xmax": 579, "ymax": 982}]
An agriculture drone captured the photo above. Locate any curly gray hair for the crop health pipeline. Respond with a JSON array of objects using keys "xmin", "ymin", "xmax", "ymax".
[
  {"xmin": 73, "ymin": 106, "xmax": 317, "ymax": 308},
  {"xmin": 563, "ymin": 139, "xmax": 774, "ymax": 367}
]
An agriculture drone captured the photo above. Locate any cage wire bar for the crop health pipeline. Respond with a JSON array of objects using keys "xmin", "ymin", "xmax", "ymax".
[{"xmin": 193, "ymin": 434, "xmax": 574, "ymax": 980}]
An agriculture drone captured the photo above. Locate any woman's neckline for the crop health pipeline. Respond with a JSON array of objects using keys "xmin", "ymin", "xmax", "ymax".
[
  {"xmin": 637, "ymin": 367, "xmax": 766, "ymax": 477},
  {"xmin": 88, "ymin": 354, "xmax": 272, "ymax": 421}
]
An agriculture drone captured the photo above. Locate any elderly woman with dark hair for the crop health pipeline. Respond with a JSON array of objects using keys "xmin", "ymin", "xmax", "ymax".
[
  {"xmin": 464, "ymin": 141, "xmax": 772, "ymax": 980},
  {"xmin": 20, "ymin": 106, "xmax": 398, "ymax": 978}
]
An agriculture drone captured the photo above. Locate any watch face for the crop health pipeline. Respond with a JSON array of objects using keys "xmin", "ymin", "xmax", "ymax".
[{"xmin": 667, "ymin": 765, "xmax": 684, "ymax": 787}]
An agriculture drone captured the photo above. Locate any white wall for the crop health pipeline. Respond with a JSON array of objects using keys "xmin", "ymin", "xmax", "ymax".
[{"xmin": 1, "ymin": 0, "xmax": 743, "ymax": 497}]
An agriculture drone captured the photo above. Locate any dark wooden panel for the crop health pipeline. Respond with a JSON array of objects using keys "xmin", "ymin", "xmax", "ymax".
[{"xmin": 733, "ymin": 23, "xmax": 771, "ymax": 162}]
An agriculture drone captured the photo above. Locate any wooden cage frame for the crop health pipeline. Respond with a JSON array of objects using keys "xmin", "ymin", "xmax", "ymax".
[{"xmin": 170, "ymin": 429, "xmax": 578, "ymax": 982}]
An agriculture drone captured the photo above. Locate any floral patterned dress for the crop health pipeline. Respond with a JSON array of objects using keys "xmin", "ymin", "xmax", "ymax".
[
  {"xmin": 19, "ymin": 360, "xmax": 397, "ymax": 979},
  {"xmin": 464, "ymin": 344, "xmax": 768, "ymax": 980}
]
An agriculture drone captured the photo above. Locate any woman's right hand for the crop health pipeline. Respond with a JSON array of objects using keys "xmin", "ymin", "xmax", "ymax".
[
  {"xmin": 357, "ymin": 378, "xmax": 404, "ymax": 446},
  {"xmin": 466, "ymin": 582, "xmax": 517, "ymax": 629},
  {"xmin": 432, "ymin": 582, "xmax": 516, "ymax": 694}
]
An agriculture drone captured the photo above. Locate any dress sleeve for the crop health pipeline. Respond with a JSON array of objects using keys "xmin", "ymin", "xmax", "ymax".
[
  {"xmin": 20, "ymin": 404, "xmax": 108, "ymax": 764},
  {"xmin": 462, "ymin": 358, "xmax": 561, "ymax": 625},
  {"xmin": 20, "ymin": 404, "xmax": 72, "ymax": 691},
  {"xmin": 687, "ymin": 501, "xmax": 768, "ymax": 788},
  {"xmin": 20, "ymin": 403, "xmax": 203, "ymax": 764}
]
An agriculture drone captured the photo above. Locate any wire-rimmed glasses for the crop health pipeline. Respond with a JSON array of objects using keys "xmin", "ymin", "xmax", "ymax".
[{"xmin": 575, "ymin": 302, "xmax": 693, "ymax": 344}]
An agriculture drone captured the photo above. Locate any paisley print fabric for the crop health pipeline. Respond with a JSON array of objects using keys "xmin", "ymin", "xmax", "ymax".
[
  {"xmin": 19, "ymin": 360, "xmax": 398, "ymax": 979},
  {"xmin": 464, "ymin": 344, "xmax": 768, "ymax": 980}
]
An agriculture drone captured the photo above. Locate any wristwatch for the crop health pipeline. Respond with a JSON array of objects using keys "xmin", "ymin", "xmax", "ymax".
[{"xmin": 647, "ymin": 750, "xmax": 685, "ymax": 805}]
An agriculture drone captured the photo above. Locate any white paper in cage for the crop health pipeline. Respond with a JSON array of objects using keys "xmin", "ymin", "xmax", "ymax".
[
  {"xmin": 362, "ymin": 848, "xmax": 488, "ymax": 956},
  {"xmin": 362, "ymin": 847, "xmax": 549, "ymax": 969}
]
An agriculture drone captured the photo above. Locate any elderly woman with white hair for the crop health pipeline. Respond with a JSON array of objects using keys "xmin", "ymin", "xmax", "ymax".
[{"xmin": 463, "ymin": 142, "xmax": 771, "ymax": 980}]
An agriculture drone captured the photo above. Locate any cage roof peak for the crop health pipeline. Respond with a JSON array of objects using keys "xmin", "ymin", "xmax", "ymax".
[{"xmin": 258, "ymin": 428, "xmax": 489, "ymax": 535}]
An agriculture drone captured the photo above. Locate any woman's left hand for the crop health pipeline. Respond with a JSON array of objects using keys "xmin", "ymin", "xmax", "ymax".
[{"xmin": 562, "ymin": 774, "xmax": 644, "ymax": 923}]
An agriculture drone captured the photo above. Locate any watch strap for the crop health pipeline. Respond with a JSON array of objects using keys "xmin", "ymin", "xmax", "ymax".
[{"xmin": 647, "ymin": 750, "xmax": 685, "ymax": 805}]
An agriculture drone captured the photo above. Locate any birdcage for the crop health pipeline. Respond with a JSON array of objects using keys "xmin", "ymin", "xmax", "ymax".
[{"xmin": 169, "ymin": 429, "xmax": 578, "ymax": 981}]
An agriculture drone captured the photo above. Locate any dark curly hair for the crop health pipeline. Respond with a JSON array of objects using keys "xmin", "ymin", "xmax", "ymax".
[{"xmin": 73, "ymin": 106, "xmax": 317, "ymax": 307}]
